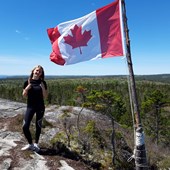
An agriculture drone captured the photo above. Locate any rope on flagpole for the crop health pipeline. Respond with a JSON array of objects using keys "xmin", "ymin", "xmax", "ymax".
[
  {"xmin": 122, "ymin": 41, "xmax": 148, "ymax": 169},
  {"xmin": 122, "ymin": 56, "xmax": 136, "ymax": 162},
  {"xmin": 122, "ymin": 58, "xmax": 149, "ymax": 168}
]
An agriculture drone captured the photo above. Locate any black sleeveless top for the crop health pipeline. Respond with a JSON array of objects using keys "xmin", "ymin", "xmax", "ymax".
[{"xmin": 23, "ymin": 79, "xmax": 47, "ymax": 108}]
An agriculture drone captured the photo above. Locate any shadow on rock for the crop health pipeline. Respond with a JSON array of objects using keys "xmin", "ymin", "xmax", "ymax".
[{"xmin": 38, "ymin": 141, "xmax": 101, "ymax": 170}]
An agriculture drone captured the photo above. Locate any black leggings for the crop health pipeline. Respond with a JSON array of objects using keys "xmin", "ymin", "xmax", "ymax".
[{"xmin": 23, "ymin": 107, "xmax": 44, "ymax": 144}]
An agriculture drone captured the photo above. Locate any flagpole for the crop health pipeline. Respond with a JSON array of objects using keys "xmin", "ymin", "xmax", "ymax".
[{"xmin": 121, "ymin": 0, "xmax": 148, "ymax": 169}]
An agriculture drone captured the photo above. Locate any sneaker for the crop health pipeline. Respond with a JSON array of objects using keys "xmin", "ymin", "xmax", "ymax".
[
  {"xmin": 21, "ymin": 144, "xmax": 35, "ymax": 151},
  {"xmin": 34, "ymin": 143, "xmax": 40, "ymax": 152}
]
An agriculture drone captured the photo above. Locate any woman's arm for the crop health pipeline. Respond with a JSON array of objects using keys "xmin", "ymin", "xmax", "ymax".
[
  {"xmin": 22, "ymin": 84, "xmax": 32, "ymax": 97},
  {"xmin": 40, "ymin": 82, "xmax": 48, "ymax": 98}
]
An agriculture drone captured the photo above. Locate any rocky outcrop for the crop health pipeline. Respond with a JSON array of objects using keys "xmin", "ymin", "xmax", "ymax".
[
  {"xmin": 0, "ymin": 98, "xmax": 134, "ymax": 170},
  {"xmin": 0, "ymin": 99, "xmax": 89, "ymax": 170}
]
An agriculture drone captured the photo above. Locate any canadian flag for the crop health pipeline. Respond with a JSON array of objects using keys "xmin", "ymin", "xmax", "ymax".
[{"xmin": 47, "ymin": 0, "xmax": 125, "ymax": 66}]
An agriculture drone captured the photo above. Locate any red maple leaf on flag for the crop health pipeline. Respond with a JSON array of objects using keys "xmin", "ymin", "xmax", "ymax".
[{"xmin": 64, "ymin": 24, "xmax": 92, "ymax": 54}]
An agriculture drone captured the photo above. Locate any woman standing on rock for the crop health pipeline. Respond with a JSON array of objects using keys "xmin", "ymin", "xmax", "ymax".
[{"xmin": 21, "ymin": 65, "xmax": 48, "ymax": 152}]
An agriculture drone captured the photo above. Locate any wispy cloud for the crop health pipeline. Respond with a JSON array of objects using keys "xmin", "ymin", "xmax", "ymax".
[
  {"xmin": 15, "ymin": 29, "xmax": 30, "ymax": 40},
  {"xmin": 15, "ymin": 30, "xmax": 21, "ymax": 34}
]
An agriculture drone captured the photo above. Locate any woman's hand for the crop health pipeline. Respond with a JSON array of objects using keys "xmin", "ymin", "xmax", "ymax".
[{"xmin": 22, "ymin": 83, "xmax": 32, "ymax": 97}]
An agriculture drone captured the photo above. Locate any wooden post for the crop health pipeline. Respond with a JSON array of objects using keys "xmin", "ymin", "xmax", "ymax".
[{"xmin": 121, "ymin": 0, "xmax": 148, "ymax": 169}]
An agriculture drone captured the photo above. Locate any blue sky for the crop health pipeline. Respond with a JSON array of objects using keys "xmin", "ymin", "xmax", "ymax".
[{"xmin": 0, "ymin": 0, "xmax": 169, "ymax": 76}]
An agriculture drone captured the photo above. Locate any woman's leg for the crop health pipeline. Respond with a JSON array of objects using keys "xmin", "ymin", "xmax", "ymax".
[
  {"xmin": 22, "ymin": 107, "xmax": 35, "ymax": 144},
  {"xmin": 35, "ymin": 107, "xmax": 45, "ymax": 144}
]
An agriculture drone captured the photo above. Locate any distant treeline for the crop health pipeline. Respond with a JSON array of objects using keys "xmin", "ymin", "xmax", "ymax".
[
  {"xmin": 1, "ymin": 74, "xmax": 170, "ymax": 83},
  {"xmin": 0, "ymin": 75, "xmax": 170, "ymax": 110}
]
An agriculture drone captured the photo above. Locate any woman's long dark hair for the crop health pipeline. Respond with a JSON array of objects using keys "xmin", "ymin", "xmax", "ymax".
[{"xmin": 28, "ymin": 65, "xmax": 45, "ymax": 82}]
